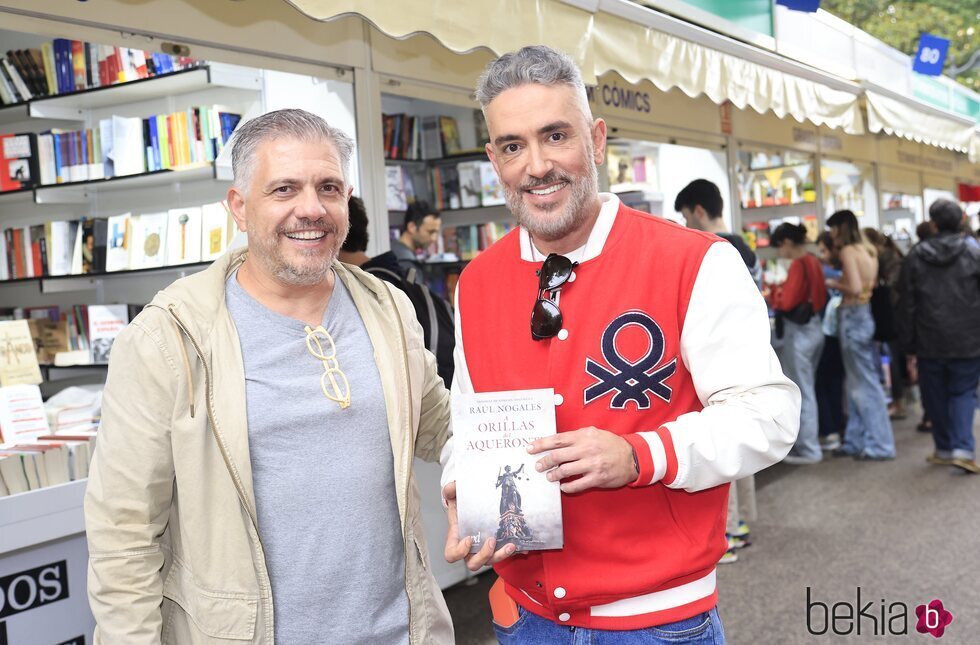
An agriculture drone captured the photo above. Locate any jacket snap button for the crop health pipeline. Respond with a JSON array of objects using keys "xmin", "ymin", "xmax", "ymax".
[
  {"xmin": 554, "ymin": 587, "xmax": 566, "ymax": 599},
  {"xmin": 554, "ymin": 393, "xmax": 564, "ymax": 406},
  {"xmin": 559, "ymin": 612, "xmax": 571, "ymax": 622},
  {"xmin": 557, "ymin": 329, "xmax": 569, "ymax": 341}
]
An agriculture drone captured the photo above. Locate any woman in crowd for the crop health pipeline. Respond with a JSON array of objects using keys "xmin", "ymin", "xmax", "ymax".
[
  {"xmin": 864, "ymin": 228, "xmax": 907, "ymax": 420},
  {"xmin": 815, "ymin": 232, "xmax": 846, "ymax": 451},
  {"xmin": 826, "ymin": 210, "xmax": 896, "ymax": 460},
  {"xmin": 769, "ymin": 223, "xmax": 828, "ymax": 463}
]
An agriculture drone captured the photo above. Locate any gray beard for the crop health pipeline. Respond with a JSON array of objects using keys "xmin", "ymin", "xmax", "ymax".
[
  {"xmin": 504, "ymin": 162, "xmax": 600, "ymax": 243},
  {"xmin": 247, "ymin": 219, "xmax": 348, "ymax": 287}
]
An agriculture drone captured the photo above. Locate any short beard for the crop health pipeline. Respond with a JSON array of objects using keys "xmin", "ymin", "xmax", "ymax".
[
  {"xmin": 504, "ymin": 159, "xmax": 599, "ymax": 243},
  {"xmin": 247, "ymin": 217, "xmax": 348, "ymax": 287}
]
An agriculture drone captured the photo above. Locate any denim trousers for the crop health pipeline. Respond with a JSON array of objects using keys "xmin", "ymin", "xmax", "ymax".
[
  {"xmin": 779, "ymin": 316, "xmax": 825, "ymax": 460},
  {"xmin": 494, "ymin": 607, "xmax": 725, "ymax": 644},
  {"xmin": 918, "ymin": 357, "xmax": 980, "ymax": 461},
  {"xmin": 838, "ymin": 304, "xmax": 896, "ymax": 458}
]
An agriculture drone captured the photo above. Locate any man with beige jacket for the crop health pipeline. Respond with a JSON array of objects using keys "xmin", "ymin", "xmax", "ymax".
[{"xmin": 85, "ymin": 109, "xmax": 454, "ymax": 644}]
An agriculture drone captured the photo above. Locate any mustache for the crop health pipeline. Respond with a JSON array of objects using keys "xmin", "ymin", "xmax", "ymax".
[
  {"xmin": 278, "ymin": 219, "xmax": 339, "ymax": 235},
  {"xmin": 520, "ymin": 173, "xmax": 572, "ymax": 191}
]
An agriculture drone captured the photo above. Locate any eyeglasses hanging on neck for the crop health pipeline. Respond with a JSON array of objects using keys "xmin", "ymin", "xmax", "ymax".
[{"xmin": 304, "ymin": 325, "xmax": 351, "ymax": 409}]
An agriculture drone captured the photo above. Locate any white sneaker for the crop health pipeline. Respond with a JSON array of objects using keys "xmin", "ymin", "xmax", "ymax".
[{"xmin": 820, "ymin": 434, "xmax": 841, "ymax": 451}]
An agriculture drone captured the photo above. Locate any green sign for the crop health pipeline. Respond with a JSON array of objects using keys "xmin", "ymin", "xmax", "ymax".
[{"xmin": 679, "ymin": 0, "xmax": 774, "ymax": 37}]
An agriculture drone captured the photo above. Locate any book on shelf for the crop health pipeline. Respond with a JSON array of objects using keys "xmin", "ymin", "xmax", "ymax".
[
  {"xmin": 131, "ymin": 211, "xmax": 170, "ymax": 269},
  {"xmin": 0, "ymin": 132, "xmax": 39, "ymax": 192},
  {"xmin": 439, "ymin": 116, "xmax": 462, "ymax": 156},
  {"xmin": 0, "ymin": 320, "xmax": 43, "ymax": 386},
  {"xmin": 442, "ymin": 222, "xmax": 515, "ymax": 261},
  {"xmin": 429, "ymin": 165, "xmax": 461, "ymax": 211},
  {"xmin": 200, "ymin": 201, "xmax": 232, "ymax": 262},
  {"xmin": 87, "ymin": 304, "xmax": 130, "ymax": 364},
  {"xmin": 0, "ymin": 37, "xmax": 200, "ymax": 105},
  {"xmin": 452, "ymin": 388, "xmax": 563, "ymax": 553},
  {"xmin": 105, "ymin": 212, "xmax": 133, "ymax": 272},
  {"xmin": 457, "ymin": 161, "xmax": 482, "ymax": 209},
  {"xmin": 166, "ymin": 207, "xmax": 203, "ymax": 265},
  {"xmin": 479, "ymin": 161, "xmax": 505, "ymax": 206},
  {"xmin": 386, "ymin": 165, "xmax": 410, "ymax": 211}
]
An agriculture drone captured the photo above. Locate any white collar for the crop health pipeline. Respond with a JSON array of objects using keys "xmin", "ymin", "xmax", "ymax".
[{"xmin": 520, "ymin": 193, "xmax": 621, "ymax": 263}]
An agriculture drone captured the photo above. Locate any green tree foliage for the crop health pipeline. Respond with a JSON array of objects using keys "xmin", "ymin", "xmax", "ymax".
[{"xmin": 822, "ymin": 0, "xmax": 979, "ymax": 89}]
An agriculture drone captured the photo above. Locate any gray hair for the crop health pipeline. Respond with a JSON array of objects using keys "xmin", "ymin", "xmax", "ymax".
[
  {"xmin": 230, "ymin": 108, "xmax": 355, "ymax": 192},
  {"xmin": 475, "ymin": 45, "xmax": 590, "ymax": 115}
]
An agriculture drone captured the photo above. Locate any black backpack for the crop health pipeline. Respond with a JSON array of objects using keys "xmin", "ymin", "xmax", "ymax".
[{"xmin": 365, "ymin": 266, "xmax": 455, "ymax": 388}]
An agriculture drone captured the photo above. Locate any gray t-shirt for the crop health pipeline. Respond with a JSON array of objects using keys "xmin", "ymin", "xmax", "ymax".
[{"xmin": 225, "ymin": 271, "xmax": 409, "ymax": 645}]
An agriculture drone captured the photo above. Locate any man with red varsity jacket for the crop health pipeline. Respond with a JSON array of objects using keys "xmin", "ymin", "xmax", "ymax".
[{"xmin": 441, "ymin": 46, "xmax": 801, "ymax": 644}]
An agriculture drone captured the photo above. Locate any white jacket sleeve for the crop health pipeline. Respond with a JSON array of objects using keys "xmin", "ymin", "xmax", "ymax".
[{"xmin": 630, "ymin": 242, "xmax": 801, "ymax": 492}]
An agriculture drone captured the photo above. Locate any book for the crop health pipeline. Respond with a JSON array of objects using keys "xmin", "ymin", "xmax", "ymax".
[
  {"xmin": 385, "ymin": 165, "xmax": 408, "ymax": 211},
  {"xmin": 0, "ymin": 132, "xmax": 38, "ymax": 192},
  {"xmin": 0, "ymin": 320, "xmax": 42, "ymax": 386},
  {"xmin": 200, "ymin": 201, "xmax": 231, "ymax": 261},
  {"xmin": 87, "ymin": 304, "xmax": 129, "ymax": 363},
  {"xmin": 457, "ymin": 161, "xmax": 483, "ymax": 209},
  {"xmin": 105, "ymin": 212, "xmax": 133, "ymax": 272},
  {"xmin": 79, "ymin": 217, "xmax": 109, "ymax": 273},
  {"xmin": 166, "ymin": 207, "xmax": 203, "ymax": 265},
  {"xmin": 0, "ymin": 384, "xmax": 49, "ymax": 446},
  {"xmin": 479, "ymin": 161, "xmax": 505, "ymax": 206},
  {"xmin": 131, "ymin": 211, "xmax": 169, "ymax": 269},
  {"xmin": 439, "ymin": 116, "xmax": 462, "ymax": 156},
  {"xmin": 452, "ymin": 388, "xmax": 563, "ymax": 553}
]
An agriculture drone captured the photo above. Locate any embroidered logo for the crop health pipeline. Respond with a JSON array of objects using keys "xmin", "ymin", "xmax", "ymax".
[{"xmin": 584, "ymin": 311, "xmax": 676, "ymax": 409}]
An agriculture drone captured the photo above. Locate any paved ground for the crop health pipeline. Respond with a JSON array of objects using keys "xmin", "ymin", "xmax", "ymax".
[{"xmin": 445, "ymin": 412, "xmax": 980, "ymax": 644}]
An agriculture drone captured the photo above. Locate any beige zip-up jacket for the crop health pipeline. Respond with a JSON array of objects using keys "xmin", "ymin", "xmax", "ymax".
[{"xmin": 85, "ymin": 248, "xmax": 454, "ymax": 644}]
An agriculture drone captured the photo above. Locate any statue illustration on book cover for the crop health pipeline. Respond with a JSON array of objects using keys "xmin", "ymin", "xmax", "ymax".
[{"xmin": 495, "ymin": 464, "xmax": 534, "ymax": 549}]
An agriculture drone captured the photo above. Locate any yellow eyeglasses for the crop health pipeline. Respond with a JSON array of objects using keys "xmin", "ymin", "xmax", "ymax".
[{"xmin": 304, "ymin": 325, "xmax": 351, "ymax": 410}]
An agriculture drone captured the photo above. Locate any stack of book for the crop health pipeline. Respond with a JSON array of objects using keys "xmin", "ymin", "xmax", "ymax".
[
  {"xmin": 0, "ymin": 38, "xmax": 199, "ymax": 105},
  {"xmin": 0, "ymin": 201, "xmax": 233, "ymax": 280}
]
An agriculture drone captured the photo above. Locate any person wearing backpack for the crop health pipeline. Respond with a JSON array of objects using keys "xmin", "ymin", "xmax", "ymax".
[
  {"xmin": 769, "ymin": 223, "xmax": 829, "ymax": 464},
  {"xmin": 340, "ymin": 197, "xmax": 456, "ymax": 387}
]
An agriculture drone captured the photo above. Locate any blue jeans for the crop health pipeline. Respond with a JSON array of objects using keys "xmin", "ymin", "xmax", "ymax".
[
  {"xmin": 838, "ymin": 305, "xmax": 896, "ymax": 458},
  {"xmin": 918, "ymin": 357, "xmax": 980, "ymax": 460},
  {"xmin": 493, "ymin": 607, "xmax": 725, "ymax": 644},
  {"xmin": 780, "ymin": 316, "xmax": 825, "ymax": 460}
]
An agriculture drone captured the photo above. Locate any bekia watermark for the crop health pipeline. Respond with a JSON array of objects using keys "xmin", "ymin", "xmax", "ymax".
[{"xmin": 806, "ymin": 587, "xmax": 954, "ymax": 638}]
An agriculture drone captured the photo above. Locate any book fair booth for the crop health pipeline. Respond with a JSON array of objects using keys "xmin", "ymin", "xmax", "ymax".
[{"xmin": 0, "ymin": 0, "xmax": 977, "ymax": 641}]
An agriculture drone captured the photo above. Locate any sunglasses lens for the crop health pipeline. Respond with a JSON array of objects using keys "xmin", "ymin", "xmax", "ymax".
[
  {"xmin": 531, "ymin": 298, "xmax": 563, "ymax": 339},
  {"xmin": 539, "ymin": 254, "xmax": 574, "ymax": 290}
]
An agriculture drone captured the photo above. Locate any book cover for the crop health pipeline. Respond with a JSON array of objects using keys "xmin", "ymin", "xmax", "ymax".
[
  {"xmin": 453, "ymin": 388, "xmax": 563, "ymax": 553},
  {"xmin": 479, "ymin": 161, "xmax": 505, "ymax": 206},
  {"xmin": 385, "ymin": 165, "xmax": 408, "ymax": 212},
  {"xmin": 166, "ymin": 207, "xmax": 203, "ymax": 265},
  {"xmin": 0, "ymin": 132, "xmax": 38, "ymax": 192},
  {"xmin": 439, "ymin": 116, "xmax": 462, "ymax": 156},
  {"xmin": 457, "ymin": 161, "xmax": 482, "ymax": 209},
  {"xmin": 87, "ymin": 304, "xmax": 129, "ymax": 363},
  {"xmin": 0, "ymin": 385, "xmax": 51, "ymax": 446},
  {"xmin": 105, "ymin": 212, "xmax": 133, "ymax": 272},
  {"xmin": 200, "ymin": 201, "xmax": 230, "ymax": 261},
  {"xmin": 131, "ymin": 211, "xmax": 169, "ymax": 269},
  {"xmin": 0, "ymin": 320, "xmax": 43, "ymax": 386}
]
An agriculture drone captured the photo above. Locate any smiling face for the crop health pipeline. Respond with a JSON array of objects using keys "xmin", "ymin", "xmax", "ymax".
[
  {"xmin": 228, "ymin": 136, "xmax": 352, "ymax": 287},
  {"xmin": 484, "ymin": 83, "xmax": 606, "ymax": 243}
]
